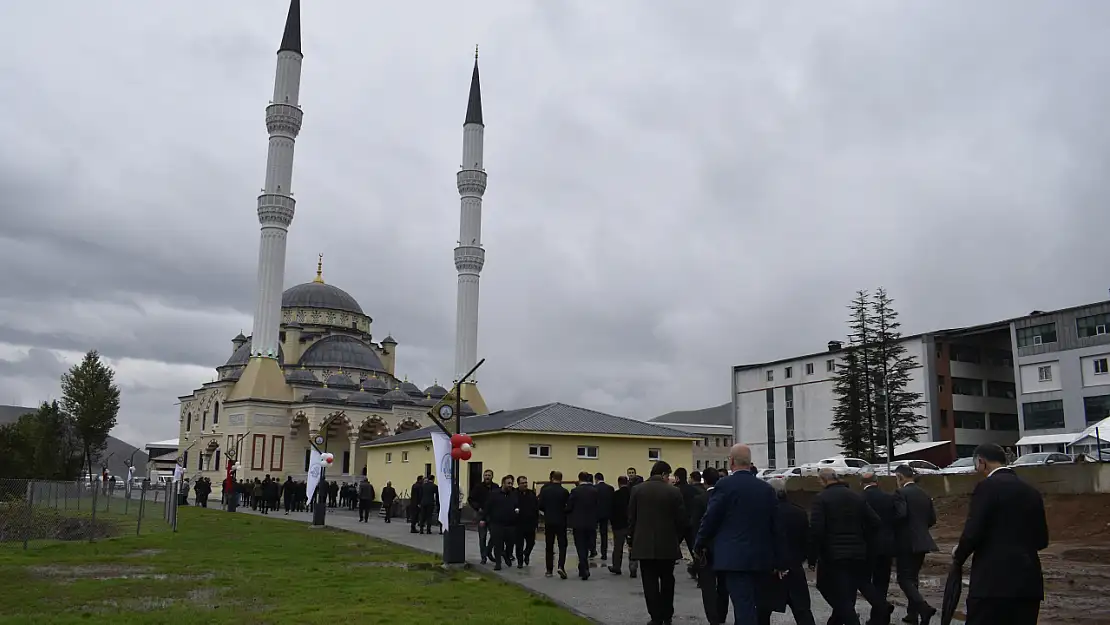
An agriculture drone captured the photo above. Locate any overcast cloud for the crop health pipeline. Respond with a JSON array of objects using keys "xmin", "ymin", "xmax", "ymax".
[{"xmin": 1, "ymin": 1, "xmax": 1108, "ymax": 447}]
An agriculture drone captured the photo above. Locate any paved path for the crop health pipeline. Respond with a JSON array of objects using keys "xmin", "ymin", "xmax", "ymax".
[{"xmin": 235, "ymin": 505, "xmax": 887, "ymax": 625}]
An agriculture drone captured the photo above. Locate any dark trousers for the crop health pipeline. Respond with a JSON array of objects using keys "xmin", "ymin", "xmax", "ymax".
[
  {"xmin": 757, "ymin": 565, "xmax": 817, "ymax": 625},
  {"xmin": 896, "ymin": 552, "xmax": 932, "ymax": 615},
  {"xmin": 595, "ymin": 517, "xmax": 609, "ymax": 558},
  {"xmin": 638, "ymin": 559, "xmax": 676, "ymax": 624},
  {"xmin": 610, "ymin": 526, "xmax": 629, "ymax": 572},
  {"xmin": 515, "ymin": 525, "xmax": 536, "ymax": 563},
  {"xmin": 817, "ymin": 560, "xmax": 886, "ymax": 625},
  {"xmin": 871, "ymin": 555, "xmax": 893, "ymax": 600},
  {"xmin": 358, "ymin": 499, "xmax": 372, "ymax": 521},
  {"xmin": 572, "ymin": 527, "xmax": 592, "ymax": 577},
  {"xmin": 478, "ymin": 522, "xmax": 491, "ymax": 561},
  {"xmin": 283, "ymin": 496, "xmax": 293, "ymax": 513},
  {"xmin": 490, "ymin": 524, "xmax": 515, "ymax": 565},
  {"xmin": 545, "ymin": 524, "xmax": 568, "ymax": 573},
  {"xmin": 408, "ymin": 505, "xmax": 419, "ymax": 531},
  {"xmin": 419, "ymin": 504, "xmax": 435, "ymax": 531},
  {"xmin": 697, "ymin": 565, "xmax": 729, "ymax": 624},
  {"xmin": 724, "ymin": 571, "xmax": 759, "ymax": 625},
  {"xmin": 382, "ymin": 500, "xmax": 394, "ymax": 521},
  {"xmin": 966, "ymin": 598, "xmax": 1040, "ymax": 625}
]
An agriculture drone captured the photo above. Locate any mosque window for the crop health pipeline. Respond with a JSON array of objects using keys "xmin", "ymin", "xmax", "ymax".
[
  {"xmin": 186, "ymin": 413, "xmax": 192, "ymax": 431},
  {"xmin": 386, "ymin": 453, "xmax": 392, "ymax": 464},
  {"xmin": 213, "ymin": 402, "xmax": 220, "ymax": 425},
  {"xmin": 402, "ymin": 451, "xmax": 410, "ymax": 462},
  {"xmin": 342, "ymin": 451, "xmax": 350, "ymax": 474},
  {"xmin": 577, "ymin": 446, "xmax": 599, "ymax": 460}
]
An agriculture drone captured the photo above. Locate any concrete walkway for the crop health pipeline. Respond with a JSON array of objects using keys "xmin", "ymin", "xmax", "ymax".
[{"xmin": 235, "ymin": 505, "xmax": 889, "ymax": 625}]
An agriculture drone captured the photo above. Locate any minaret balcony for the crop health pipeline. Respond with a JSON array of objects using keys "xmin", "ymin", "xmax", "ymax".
[
  {"xmin": 457, "ymin": 169, "xmax": 487, "ymax": 196},
  {"xmin": 266, "ymin": 103, "xmax": 303, "ymax": 137},
  {"xmin": 258, "ymin": 193, "xmax": 296, "ymax": 226},
  {"xmin": 454, "ymin": 245, "xmax": 485, "ymax": 274}
]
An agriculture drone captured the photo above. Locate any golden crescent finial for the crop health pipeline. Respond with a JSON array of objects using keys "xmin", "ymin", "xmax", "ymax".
[{"xmin": 313, "ymin": 254, "xmax": 324, "ymax": 283}]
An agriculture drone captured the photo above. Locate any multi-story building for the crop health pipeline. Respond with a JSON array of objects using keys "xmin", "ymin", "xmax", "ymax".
[{"xmin": 648, "ymin": 404, "xmax": 733, "ymax": 472}]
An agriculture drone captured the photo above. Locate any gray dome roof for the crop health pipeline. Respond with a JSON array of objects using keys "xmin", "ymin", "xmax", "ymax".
[
  {"xmin": 325, "ymin": 372, "xmax": 358, "ymax": 390},
  {"xmin": 381, "ymin": 388, "xmax": 413, "ymax": 404},
  {"xmin": 346, "ymin": 391, "xmax": 380, "ymax": 407},
  {"xmin": 381, "ymin": 335, "xmax": 397, "ymax": 344},
  {"xmin": 304, "ymin": 387, "xmax": 343, "ymax": 403},
  {"xmin": 415, "ymin": 396, "xmax": 437, "ymax": 407},
  {"xmin": 224, "ymin": 339, "xmax": 284, "ymax": 367},
  {"xmin": 400, "ymin": 380, "xmax": 423, "ymax": 397},
  {"xmin": 282, "ymin": 282, "xmax": 364, "ymax": 315},
  {"xmin": 298, "ymin": 335, "xmax": 385, "ymax": 372},
  {"xmin": 424, "ymin": 384, "xmax": 449, "ymax": 399},
  {"xmin": 285, "ymin": 368, "xmax": 318, "ymax": 384},
  {"xmin": 233, "ymin": 332, "xmax": 247, "ymax": 342},
  {"xmin": 361, "ymin": 377, "xmax": 390, "ymax": 393}
]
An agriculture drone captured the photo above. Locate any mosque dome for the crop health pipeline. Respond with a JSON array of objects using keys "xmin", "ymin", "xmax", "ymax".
[
  {"xmin": 282, "ymin": 282, "xmax": 364, "ymax": 315},
  {"xmin": 361, "ymin": 376, "xmax": 390, "ymax": 393},
  {"xmin": 423, "ymin": 383, "xmax": 449, "ymax": 399},
  {"xmin": 381, "ymin": 387, "xmax": 414, "ymax": 405},
  {"xmin": 285, "ymin": 368, "xmax": 318, "ymax": 384},
  {"xmin": 303, "ymin": 387, "xmax": 343, "ymax": 403},
  {"xmin": 324, "ymin": 372, "xmax": 358, "ymax": 390},
  {"xmin": 400, "ymin": 380, "xmax": 423, "ymax": 397},
  {"xmin": 298, "ymin": 335, "xmax": 385, "ymax": 372},
  {"xmin": 224, "ymin": 339, "xmax": 284, "ymax": 367},
  {"xmin": 346, "ymin": 391, "xmax": 380, "ymax": 407}
]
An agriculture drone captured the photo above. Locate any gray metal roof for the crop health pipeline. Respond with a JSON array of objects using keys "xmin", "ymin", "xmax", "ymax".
[
  {"xmin": 281, "ymin": 282, "xmax": 364, "ymax": 315},
  {"xmin": 298, "ymin": 335, "xmax": 385, "ymax": 372},
  {"xmin": 649, "ymin": 403, "xmax": 731, "ymax": 426},
  {"xmin": 363, "ymin": 402, "xmax": 697, "ymax": 447},
  {"xmin": 223, "ymin": 339, "xmax": 284, "ymax": 367},
  {"xmin": 278, "ymin": 0, "xmax": 301, "ymax": 55}
]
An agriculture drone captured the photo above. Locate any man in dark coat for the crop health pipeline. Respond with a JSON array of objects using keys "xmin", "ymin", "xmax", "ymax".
[
  {"xmin": 408, "ymin": 475, "xmax": 424, "ymax": 533},
  {"xmin": 566, "ymin": 471, "xmax": 599, "ymax": 580},
  {"xmin": 593, "ymin": 472, "xmax": 614, "ymax": 560},
  {"xmin": 954, "ymin": 443, "xmax": 1048, "ymax": 625},
  {"xmin": 380, "ymin": 481, "xmax": 397, "ymax": 522},
  {"xmin": 468, "ymin": 469, "xmax": 497, "ymax": 564},
  {"xmin": 674, "ymin": 467, "xmax": 701, "ymax": 560},
  {"xmin": 809, "ymin": 468, "xmax": 888, "ymax": 625},
  {"xmin": 695, "ymin": 446, "xmax": 780, "ymax": 625},
  {"xmin": 483, "ymin": 474, "xmax": 520, "ymax": 571},
  {"xmin": 281, "ymin": 476, "xmax": 296, "ymax": 515},
  {"xmin": 357, "ymin": 477, "xmax": 375, "ymax": 523},
  {"xmin": 515, "ymin": 475, "xmax": 539, "ymax": 567},
  {"xmin": 419, "ymin": 475, "xmax": 440, "ymax": 535},
  {"xmin": 690, "ymin": 468, "xmax": 729, "ymax": 625},
  {"xmin": 607, "ymin": 475, "xmax": 632, "ymax": 575},
  {"xmin": 862, "ymin": 471, "xmax": 898, "ymax": 624},
  {"xmin": 538, "ymin": 470, "xmax": 571, "ymax": 579},
  {"xmin": 629, "ymin": 461, "xmax": 687, "ymax": 625},
  {"xmin": 893, "ymin": 465, "xmax": 939, "ymax": 624},
  {"xmin": 758, "ymin": 477, "xmax": 816, "ymax": 625}
]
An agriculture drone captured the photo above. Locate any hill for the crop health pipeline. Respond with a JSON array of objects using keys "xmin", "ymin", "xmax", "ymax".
[{"xmin": 649, "ymin": 402, "xmax": 731, "ymax": 426}]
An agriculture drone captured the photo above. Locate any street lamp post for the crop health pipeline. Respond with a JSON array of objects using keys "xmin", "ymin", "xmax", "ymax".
[{"xmin": 310, "ymin": 412, "xmax": 344, "ymax": 527}]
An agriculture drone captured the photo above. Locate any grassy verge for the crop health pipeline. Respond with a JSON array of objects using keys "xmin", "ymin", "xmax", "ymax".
[{"xmin": 0, "ymin": 506, "xmax": 589, "ymax": 625}]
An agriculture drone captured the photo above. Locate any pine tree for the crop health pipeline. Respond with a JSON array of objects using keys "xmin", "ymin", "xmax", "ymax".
[
  {"xmin": 830, "ymin": 345, "xmax": 869, "ymax": 458},
  {"xmin": 846, "ymin": 291, "xmax": 878, "ymax": 458},
  {"xmin": 60, "ymin": 350, "xmax": 121, "ymax": 479},
  {"xmin": 871, "ymin": 288, "xmax": 925, "ymax": 459}
]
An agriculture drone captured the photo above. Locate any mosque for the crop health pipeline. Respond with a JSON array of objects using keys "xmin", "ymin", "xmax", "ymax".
[{"xmin": 175, "ymin": 0, "xmax": 489, "ymax": 482}]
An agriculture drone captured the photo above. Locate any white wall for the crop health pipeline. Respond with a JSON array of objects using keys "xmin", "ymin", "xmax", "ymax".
[
  {"xmin": 1019, "ymin": 361, "xmax": 1062, "ymax": 393},
  {"xmin": 1080, "ymin": 352, "xmax": 1110, "ymax": 388}
]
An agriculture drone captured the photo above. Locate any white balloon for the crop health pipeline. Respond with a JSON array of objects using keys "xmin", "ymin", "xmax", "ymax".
[{"xmin": 460, "ymin": 443, "xmax": 472, "ymax": 453}]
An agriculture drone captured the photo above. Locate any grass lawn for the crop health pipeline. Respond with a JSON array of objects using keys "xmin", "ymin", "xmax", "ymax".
[{"xmin": 0, "ymin": 506, "xmax": 590, "ymax": 625}]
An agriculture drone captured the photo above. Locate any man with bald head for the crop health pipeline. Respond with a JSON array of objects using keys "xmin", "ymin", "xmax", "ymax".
[{"xmin": 695, "ymin": 444, "xmax": 783, "ymax": 625}]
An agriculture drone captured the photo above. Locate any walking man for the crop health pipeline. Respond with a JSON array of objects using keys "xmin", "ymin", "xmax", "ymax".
[
  {"xmin": 690, "ymin": 468, "xmax": 728, "ymax": 625},
  {"xmin": 468, "ymin": 469, "xmax": 496, "ymax": 564},
  {"xmin": 893, "ymin": 465, "xmax": 939, "ymax": 624},
  {"xmin": 608, "ymin": 475, "xmax": 632, "ymax": 575},
  {"xmin": 485, "ymin": 474, "xmax": 519, "ymax": 571},
  {"xmin": 629, "ymin": 460, "xmax": 687, "ymax": 625},
  {"xmin": 862, "ymin": 471, "xmax": 898, "ymax": 624},
  {"xmin": 594, "ymin": 472, "xmax": 614, "ymax": 561},
  {"xmin": 759, "ymin": 477, "xmax": 816, "ymax": 625},
  {"xmin": 515, "ymin": 475, "xmax": 539, "ymax": 567},
  {"xmin": 357, "ymin": 477, "xmax": 375, "ymax": 523},
  {"xmin": 566, "ymin": 471, "xmax": 599, "ymax": 580},
  {"xmin": 408, "ymin": 475, "xmax": 424, "ymax": 533},
  {"xmin": 954, "ymin": 443, "xmax": 1048, "ymax": 625},
  {"xmin": 419, "ymin": 475, "xmax": 439, "ymax": 534},
  {"xmin": 380, "ymin": 481, "xmax": 396, "ymax": 522},
  {"xmin": 538, "ymin": 470, "xmax": 571, "ymax": 579}
]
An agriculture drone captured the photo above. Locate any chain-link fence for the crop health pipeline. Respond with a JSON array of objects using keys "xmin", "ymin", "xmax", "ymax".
[{"xmin": 0, "ymin": 478, "xmax": 186, "ymax": 549}]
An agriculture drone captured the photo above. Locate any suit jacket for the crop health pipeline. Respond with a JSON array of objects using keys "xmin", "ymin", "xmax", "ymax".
[
  {"xmin": 484, "ymin": 487, "xmax": 520, "ymax": 526},
  {"xmin": 893, "ymin": 482, "xmax": 939, "ymax": 554},
  {"xmin": 629, "ymin": 476, "xmax": 686, "ymax": 561},
  {"xmin": 689, "ymin": 487, "xmax": 713, "ymax": 542},
  {"xmin": 694, "ymin": 471, "xmax": 781, "ymax": 572},
  {"xmin": 565, "ymin": 482, "xmax": 599, "ymax": 530},
  {"xmin": 610, "ymin": 485, "xmax": 631, "ymax": 531},
  {"xmin": 776, "ymin": 498, "xmax": 810, "ymax": 568},
  {"xmin": 420, "ymin": 481, "xmax": 439, "ymax": 507},
  {"xmin": 862, "ymin": 484, "xmax": 897, "ymax": 557},
  {"xmin": 954, "ymin": 468, "xmax": 1049, "ymax": 599},
  {"xmin": 538, "ymin": 483, "xmax": 570, "ymax": 527},
  {"xmin": 409, "ymin": 482, "xmax": 423, "ymax": 508},
  {"xmin": 809, "ymin": 482, "xmax": 880, "ymax": 564},
  {"xmin": 381, "ymin": 486, "xmax": 397, "ymax": 503},
  {"xmin": 516, "ymin": 488, "xmax": 539, "ymax": 528},
  {"xmin": 595, "ymin": 481, "xmax": 615, "ymax": 519}
]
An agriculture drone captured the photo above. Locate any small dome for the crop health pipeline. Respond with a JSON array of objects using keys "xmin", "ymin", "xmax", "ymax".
[
  {"xmin": 282, "ymin": 282, "xmax": 364, "ymax": 315},
  {"xmin": 415, "ymin": 395, "xmax": 437, "ymax": 407},
  {"xmin": 346, "ymin": 391, "xmax": 380, "ymax": 407},
  {"xmin": 233, "ymin": 332, "xmax": 248, "ymax": 342},
  {"xmin": 325, "ymin": 372, "xmax": 358, "ymax": 390},
  {"xmin": 303, "ymin": 387, "xmax": 343, "ymax": 403},
  {"xmin": 361, "ymin": 377, "xmax": 390, "ymax": 393},
  {"xmin": 400, "ymin": 380, "xmax": 423, "ymax": 396},
  {"xmin": 224, "ymin": 339, "xmax": 284, "ymax": 367},
  {"xmin": 298, "ymin": 335, "xmax": 385, "ymax": 372},
  {"xmin": 381, "ymin": 335, "xmax": 397, "ymax": 345},
  {"xmin": 423, "ymin": 384, "xmax": 449, "ymax": 399},
  {"xmin": 285, "ymin": 368, "xmax": 318, "ymax": 384},
  {"xmin": 381, "ymin": 387, "xmax": 413, "ymax": 405}
]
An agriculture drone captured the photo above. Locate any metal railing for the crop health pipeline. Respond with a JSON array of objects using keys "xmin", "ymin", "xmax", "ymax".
[{"xmin": 0, "ymin": 478, "xmax": 181, "ymax": 549}]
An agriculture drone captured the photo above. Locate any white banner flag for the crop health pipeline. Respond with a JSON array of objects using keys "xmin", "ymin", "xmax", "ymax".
[
  {"xmin": 172, "ymin": 464, "xmax": 184, "ymax": 483},
  {"xmin": 430, "ymin": 431, "xmax": 453, "ymax": 529},
  {"xmin": 125, "ymin": 465, "xmax": 135, "ymax": 495},
  {"xmin": 306, "ymin": 449, "xmax": 323, "ymax": 503}
]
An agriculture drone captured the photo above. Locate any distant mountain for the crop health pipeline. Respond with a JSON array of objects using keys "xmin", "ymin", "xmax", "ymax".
[
  {"xmin": 649, "ymin": 403, "xmax": 731, "ymax": 426},
  {"xmin": 0, "ymin": 405, "xmax": 148, "ymax": 478}
]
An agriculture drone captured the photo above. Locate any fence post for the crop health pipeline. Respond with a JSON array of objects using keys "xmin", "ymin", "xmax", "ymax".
[
  {"xmin": 23, "ymin": 481, "xmax": 35, "ymax": 550},
  {"xmin": 136, "ymin": 483, "xmax": 146, "ymax": 536},
  {"xmin": 89, "ymin": 485, "xmax": 98, "ymax": 543},
  {"xmin": 171, "ymin": 481, "xmax": 179, "ymax": 533}
]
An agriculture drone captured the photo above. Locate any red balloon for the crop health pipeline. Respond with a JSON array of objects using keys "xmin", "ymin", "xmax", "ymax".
[
  {"xmin": 451, "ymin": 447, "xmax": 464, "ymax": 460},
  {"xmin": 450, "ymin": 434, "xmax": 467, "ymax": 448},
  {"xmin": 460, "ymin": 435, "xmax": 474, "ymax": 446},
  {"xmin": 460, "ymin": 449, "xmax": 472, "ymax": 461}
]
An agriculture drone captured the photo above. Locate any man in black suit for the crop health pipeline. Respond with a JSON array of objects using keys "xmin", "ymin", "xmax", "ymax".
[
  {"xmin": 758, "ymin": 477, "xmax": 816, "ymax": 625},
  {"xmin": 566, "ymin": 471, "xmax": 599, "ymax": 580},
  {"xmin": 483, "ymin": 474, "xmax": 519, "ymax": 571},
  {"xmin": 515, "ymin": 475, "xmax": 539, "ymax": 567},
  {"xmin": 953, "ymin": 443, "xmax": 1048, "ymax": 625},
  {"xmin": 893, "ymin": 465, "xmax": 938, "ymax": 625},
  {"xmin": 419, "ymin": 475, "xmax": 440, "ymax": 535},
  {"xmin": 608, "ymin": 475, "xmax": 632, "ymax": 575},
  {"xmin": 468, "ymin": 469, "xmax": 496, "ymax": 564},
  {"xmin": 630, "ymin": 461, "xmax": 687, "ymax": 625},
  {"xmin": 408, "ymin": 475, "xmax": 424, "ymax": 533},
  {"xmin": 861, "ymin": 471, "xmax": 898, "ymax": 625},
  {"xmin": 674, "ymin": 467, "xmax": 701, "ymax": 562},
  {"xmin": 689, "ymin": 467, "xmax": 729, "ymax": 625},
  {"xmin": 538, "ymin": 470, "xmax": 571, "ymax": 579},
  {"xmin": 594, "ymin": 472, "xmax": 614, "ymax": 560}
]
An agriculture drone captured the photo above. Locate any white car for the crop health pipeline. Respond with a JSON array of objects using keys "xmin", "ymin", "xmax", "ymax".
[
  {"xmin": 873, "ymin": 459, "xmax": 941, "ymax": 476},
  {"xmin": 939, "ymin": 457, "xmax": 977, "ymax": 475},
  {"xmin": 802, "ymin": 456, "xmax": 873, "ymax": 476},
  {"xmin": 754, "ymin": 469, "xmax": 777, "ymax": 480},
  {"xmin": 767, "ymin": 467, "xmax": 803, "ymax": 480}
]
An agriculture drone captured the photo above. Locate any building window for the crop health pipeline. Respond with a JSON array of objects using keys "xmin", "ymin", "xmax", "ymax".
[
  {"xmin": 1084, "ymin": 395, "xmax": 1110, "ymax": 425},
  {"xmin": 1095, "ymin": 358, "xmax": 1109, "ymax": 375},
  {"xmin": 766, "ymin": 370, "xmax": 774, "ymax": 382},
  {"xmin": 201, "ymin": 411, "xmax": 207, "ymax": 431},
  {"xmin": 186, "ymin": 413, "xmax": 191, "ymax": 432},
  {"xmin": 304, "ymin": 448, "xmax": 311, "ymax": 471},
  {"xmin": 951, "ymin": 377, "xmax": 983, "ymax": 396},
  {"xmin": 955, "ymin": 444, "xmax": 978, "ymax": 458},
  {"xmin": 989, "ymin": 413, "xmax": 1020, "ymax": 431},
  {"xmin": 805, "ymin": 363, "xmax": 814, "ymax": 375},
  {"xmin": 987, "ymin": 380, "xmax": 1017, "ymax": 399},
  {"xmin": 213, "ymin": 402, "xmax": 220, "ymax": 425},
  {"xmin": 696, "ymin": 460, "xmax": 701, "ymax": 469},
  {"xmin": 1016, "ymin": 322, "xmax": 1058, "ymax": 348},
  {"xmin": 953, "ymin": 411, "xmax": 986, "ymax": 430},
  {"xmin": 702, "ymin": 437, "xmax": 709, "ymax": 447},
  {"xmin": 577, "ymin": 446, "xmax": 599, "ymax": 459},
  {"xmin": 386, "ymin": 452, "xmax": 392, "ymax": 463},
  {"xmin": 342, "ymin": 451, "xmax": 350, "ymax": 474},
  {"xmin": 765, "ymin": 388, "xmax": 777, "ymax": 469},
  {"xmin": 1077, "ymin": 313, "xmax": 1110, "ymax": 339},
  {"xmin": 1038, "ymin": 365, "xmax": 1052, "ymax": 382},
  {"xmin": 1023, "ymin": 400, "xmax": 1065, "ymax": 430},
  {"xmin": 785, "ymin": 385, "xmax": 796, "ymax": 467},
  {"xmin": 984, "ymin": 349, "xmax": 1014, "ymax": 367},
  {"xmin": 528, "ymin": 444, "xmax": 552, "ymax": 458},
  {"xmin": 402, "ymin": 451, "xmax": 409, "ymax": 462},
  {"xmin": 784, "ymin": 366, "xmax": 793, "ymax": 379},
  {"xmin": 826, "ymin": 359, "xmax": 835, "ymax": 372},
  {"xmin": 950, "ymin": 344, "xmax": 982, "ymax": 364},
  {"xmin": 648, "ymin": 448, "xmax": 662, "ymax": 462}
]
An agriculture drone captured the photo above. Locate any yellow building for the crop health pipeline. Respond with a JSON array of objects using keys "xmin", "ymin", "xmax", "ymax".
[{"xmin": 362, "ymin": 402, "xmax": 697, "ymax": 498}]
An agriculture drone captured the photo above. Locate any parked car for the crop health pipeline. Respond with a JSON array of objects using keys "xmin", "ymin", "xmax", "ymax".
[
  {"xmin": 1012, "ymin": 452, "xmax": 1073, "ymax": 467},
  {"xmin": 873, "ymin": 459, "xmax": 941, "ymax": 476},
  {"xmin": 767, "ymin": 467, "xmax": 803, "ymax": 480},
  {"xmin": 939, "ymin": 457, "xmax": 978, "ymax": 475},
  {"xmin": 802, "ymin": 456, "xmax": 873, "ymax": 476}
]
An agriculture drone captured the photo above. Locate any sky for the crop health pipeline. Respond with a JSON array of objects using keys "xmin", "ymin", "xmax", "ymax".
[{"xmin": 1, "ymin": 1, "xmax": 1109, "ymax": 448}]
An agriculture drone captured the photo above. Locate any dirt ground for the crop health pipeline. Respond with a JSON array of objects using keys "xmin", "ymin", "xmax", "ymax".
[{"xmin": 789, "ymin": 491, "xmax": 1110, "ymax": 624}]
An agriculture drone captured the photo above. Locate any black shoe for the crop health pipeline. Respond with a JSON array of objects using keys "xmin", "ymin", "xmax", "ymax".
[
  {"xmin": 902, "ymin": 615, "xmax": 917, "ymax": 625},
  {"xmin": 557, "ymin": 568, "xmax": 567, "ymax": 579},
  {"xmin": 630, "ymin": 569, "xmax": 637, "ymax": 578},
  {"xmin": 919, "ymin": 607, "xmax": 937, "ymax": 625},
  {"xmin": 601, "ymin": 554, "xmax": 607, "ymax": 561},
  {"xmin": 608, "ymin": 566, "xmax": 621, "ymax": 575},
  {"xmin": 481, "ymin": 558, "xmax": 487, "ymax": 565},
  {"xmin": 494, "ymin": 564, "xmax": 502, "ymax": 571},
  {"xmin": 545, "ymin": 571, "xmax": 553, "ymax": 578}
]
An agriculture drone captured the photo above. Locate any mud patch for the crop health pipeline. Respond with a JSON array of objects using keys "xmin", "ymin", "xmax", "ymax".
[
  {"xmin": 350, "ymin": 561, "xmax": 442, "ymax": 572},
  {"xmin": 76, "ymin": 588, "xmax": 225, "ymax": 614},
  {"xmin": 124, "ymin": 549, "xmax": 164, "ymax": 558},
  {"xmin": 1060, "ymin": 547, "xmax": 1110, "ymax": 565},
  {"xmin": 29, "ymin": 564, "xmax": 213, "ymax": 583}
]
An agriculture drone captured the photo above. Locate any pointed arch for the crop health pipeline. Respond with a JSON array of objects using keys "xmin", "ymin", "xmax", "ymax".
[
  {"xmin": 395, "ymin": 416, "xmax": 422, "ymax": 434},
  {"xmin": 357, "ymin": 415, "xmax": 390, "ymax": 442}
]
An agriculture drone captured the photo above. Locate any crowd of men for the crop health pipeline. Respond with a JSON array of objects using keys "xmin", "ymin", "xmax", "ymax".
[{"xmin": 458, "ymin": 442, "xmax": 1047, "ymax": 625}]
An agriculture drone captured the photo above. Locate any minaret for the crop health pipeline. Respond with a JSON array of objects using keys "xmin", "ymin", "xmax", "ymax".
[
  {"xmin": 250, "ymin": 0, "xmax": 303, "ymax": 359},
  {"xmin": 453, "ymin": 48, "xmax": 489, "ymax": 414}
]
